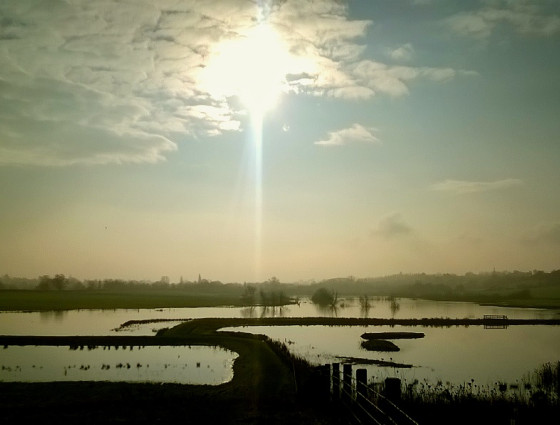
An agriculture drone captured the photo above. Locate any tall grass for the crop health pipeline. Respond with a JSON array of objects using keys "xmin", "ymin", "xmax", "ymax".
[
  {"xmin": 391, "ymin": 362, "xmax": 560, "ymax": 424},
  {"xmin": 398, "ymin": 362, "xmax": 559, "ymax": 406}
]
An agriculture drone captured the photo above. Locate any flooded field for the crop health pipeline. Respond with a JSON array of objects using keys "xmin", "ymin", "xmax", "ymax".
[
  {"xmin": 0, "ymin": 345, "xmax": 236, "ymax": 384},
  {"xmin": 1, "ymin": 297, "xmax": 557, "ymax": 336},
  {"xmin": 221, "ymin": 324, "xmax": 560, "ymax": 386},
  {"xmin": 1, "ymin": 297, "xmax": 558, "ymax": 386}
]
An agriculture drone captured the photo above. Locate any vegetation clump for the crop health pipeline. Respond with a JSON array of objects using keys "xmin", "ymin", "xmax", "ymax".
[
  {"xmin": 395, "ymin": 362, "xmax": 560, "ymax": 424},
  {"xmin": 311, "ymin": 288, "xmax": 338, "ymax": 307},
  {"xmin": 360, "ymin": 339, "xmax": 400, "ymax": 352}
]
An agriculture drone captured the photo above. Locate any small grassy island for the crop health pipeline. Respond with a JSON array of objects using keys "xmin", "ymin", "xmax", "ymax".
[
  {"xmin": 360, "ymin": 338, "xmax": 400, "ymax": 352},
  {"xmin": 361, "ymin": 331, "xmax": 425, "ymax": 340}
]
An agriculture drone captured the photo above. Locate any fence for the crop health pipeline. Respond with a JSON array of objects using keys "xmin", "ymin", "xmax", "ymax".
[
  {"xmin": 323, "ymin": 363, "xmax": 419, "ymax": 425},
  {"xmin": 483, "ymin": 314, "xmax": 509, "ymax": 329}
]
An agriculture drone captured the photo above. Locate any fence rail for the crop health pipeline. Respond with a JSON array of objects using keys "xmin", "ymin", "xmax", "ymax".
[
  {"xmin": 483, "ymin": 314, "xmax": 509, "ymax": 329},
  {"xmin": 328, "ymin": 363, "xmax": 419, "ymax": 425}
]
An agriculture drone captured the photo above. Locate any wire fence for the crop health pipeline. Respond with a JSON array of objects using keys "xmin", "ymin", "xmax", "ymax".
[{"xmin": 329, "ymin": 364, "xmax": 419, "ymax": 425}]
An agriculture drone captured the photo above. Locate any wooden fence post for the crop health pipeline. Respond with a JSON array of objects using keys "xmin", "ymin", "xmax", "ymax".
[
  {"xmin": 356, "ymin": 368, "xmax": 368, "ymax": 402},
  {"xmin": 332, "ymin": 363, "xmax": 340, "ymax": 400},
  {"xmin": 318, "ymin": 364, "xmax": 330, "ymax": 400},
  {"xmin": 343, "ymin": 364, "xmax": 353, "ymax": 401},
  {"xmin": 384, "ymin": 377, "xmax": 401, "ymax": 401}
]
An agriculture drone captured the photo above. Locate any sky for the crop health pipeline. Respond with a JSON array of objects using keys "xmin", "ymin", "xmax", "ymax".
[{"xmin": 1, "ymin": 0, "xmax": 559, "ymax": 283}]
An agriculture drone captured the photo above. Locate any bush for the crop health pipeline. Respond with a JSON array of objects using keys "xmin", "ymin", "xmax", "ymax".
[{"xmin": 311, "ymin": 288, "xmax": 337, "ymax": 306}]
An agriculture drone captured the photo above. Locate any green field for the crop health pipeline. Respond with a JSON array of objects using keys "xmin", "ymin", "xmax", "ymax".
[{"xmin": 0, "ymin": 290, "xmax": 248, "ymax": 311}]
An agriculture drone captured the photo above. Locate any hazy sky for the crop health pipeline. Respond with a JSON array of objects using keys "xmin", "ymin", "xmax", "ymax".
[{"xmin": 1, "ymin": 0, "xmax": 559, "ymax": 283}]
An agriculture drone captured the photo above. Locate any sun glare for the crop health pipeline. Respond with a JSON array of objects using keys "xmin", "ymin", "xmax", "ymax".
[
  {"xmin": 199, "ymin": 21, "xmax": 292, "ymax": 281},
  {"xmin": 200, "ymin": 24, "xmax": 289, "ymax": 114}
]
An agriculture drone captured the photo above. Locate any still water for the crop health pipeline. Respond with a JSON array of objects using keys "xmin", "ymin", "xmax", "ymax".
[
  {"xmin": 1, "ymin": 297, "xmax": 557, "ymax": 336},
  {"xmin": 222, "ymin": 324, "xmax": 560, "ymax": 386},
  {"xmin": 1, "ymin": 298, "xmax": 558, "ymax": 385},
  {"xmin": 0, "ymin": 345, "xmax": 237, "ymax": 384}
]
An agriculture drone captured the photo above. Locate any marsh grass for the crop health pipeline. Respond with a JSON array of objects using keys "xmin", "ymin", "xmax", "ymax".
[{"xmin": 392, "ymin": 362, "xmax": 560, "ymax": 424}]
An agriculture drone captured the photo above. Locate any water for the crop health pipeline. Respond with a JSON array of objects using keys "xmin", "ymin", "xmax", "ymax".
[
  {"xmin": 0, "ymin": 345, "xmax": 237, "ymax": 384},
  {"xmin": 0, "ymin": 297, "xmax": 558, "ymax": 385},
  {"xmin": 1, "ymin": 297, "xmax": 557, "ymax": 336},
  {"xmin": 222, "ymin": 324, "xmax": 560, "ymax": 386}
]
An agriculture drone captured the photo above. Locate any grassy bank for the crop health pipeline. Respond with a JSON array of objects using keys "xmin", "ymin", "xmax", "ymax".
[
  {"xmin": 120, "ymin": 316, "xmax": 560, "ymax": 331},
  {"xmin": 0, "ymin": 290, "xmax": 249, "ymax": 311}
]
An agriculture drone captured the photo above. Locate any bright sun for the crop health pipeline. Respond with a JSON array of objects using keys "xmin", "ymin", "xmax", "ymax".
[
  {"xmin": 198, "ymin": 22, "xmax": 292, "ymax": 281},
  {"xmin": 200, "ymin": 24, "xmax": 290, "ymax": 114}
]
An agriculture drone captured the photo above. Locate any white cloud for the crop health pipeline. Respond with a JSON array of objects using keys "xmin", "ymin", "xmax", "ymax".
[
  {"xmin": 444, "ymin": 12, "xmax": 495, "ymax": 39},
  {"xmin": 351, "ymin": 61, "xmax": 474, "ymax": 97},
  {"xmin": 430, "ymin": 178, "xmax": 523, "ymax": 194},
  {"xmin": 315, "ymin": 124, "xmax": 380, "ymax": 146},
  {"xmin": 389, "ymin": 43, "xmax": 414, "ymax": 62},
  {"xmin": 0, "ymin": 0, "xmax": 247, "ymax": 166},
  {"xmin": 444, "ymin": 1, "xmax": 560, "ymax": 39},
  {"xmin": 0, "ymin": 0, "xmax": 473, "ymax": 166}
]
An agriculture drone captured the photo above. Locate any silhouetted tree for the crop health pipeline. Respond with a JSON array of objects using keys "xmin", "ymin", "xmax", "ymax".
[
  {"xmin": 311, "ymin": 288, "xmax": 337, "ymax": 307},
  {"xmin": 36, "ymin": 274, "xmax": 68, "ymax": 290},
  {"xmin": 241, "ymin": 284, "xmax": 257, "ymax": 305}
]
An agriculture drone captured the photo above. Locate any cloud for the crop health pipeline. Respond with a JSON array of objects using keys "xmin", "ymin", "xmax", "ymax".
[
  {"xmin": 0, "ymin": 0, "xmax": 473, "ymax": 166},
  {"xmin": 389, "ymin": 43, "xmax": 414, "ymax": 62},
  {"xmin": 444, "ymin": 1, "xmax": 560, "ymax": 39},
  {"xmin": 351, "ymin": 61, "xmax": 474, "ymax": 97},
  {"xmin": 315, "ymin": 124, "xmax": 380, "ymax": 146},
  {"xmin": 372, "ymin": 213, "xmax": 414, "ymax": 239},
  {"xmin": 0, "ymin": 0, "xmax": 252, "ymax": 166},
  {"xmin": 430, "ymin": 178, "xmax": 523, "ymax": 194}
]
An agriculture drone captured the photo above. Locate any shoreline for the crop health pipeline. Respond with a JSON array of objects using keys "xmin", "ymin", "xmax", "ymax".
[{"xmin": 2, "ymin": 316, "xmax": 559, "ymax": 348}]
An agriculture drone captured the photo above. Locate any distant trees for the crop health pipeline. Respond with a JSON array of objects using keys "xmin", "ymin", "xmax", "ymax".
[
  {"xmin": 311, "ymin": 288, "xmax": 338, "ymax": 307},
  {"xmin": 1, "ymin": 268, "xmax": 555, "ymax": 300},
  {"xmin": 358, "ymin": 294, "xmax": 371, "ymax": 310},
  {"xmin": 37, "ymin": 274, "xmax": 68, "ymax": 290},
  {"xmin": 240, "ymin": 284, "xmax": 257, "ymax": 305},
  {"xmin": 0, "ymin": 275, "xmax": 39, "ymax": 290},
  {"xmin": 259, "ymin": 289, "xmax": 290, "ymax": 306}
]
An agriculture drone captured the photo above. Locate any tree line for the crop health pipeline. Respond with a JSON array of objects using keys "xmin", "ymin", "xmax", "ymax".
[{"xmin": 1, "ymin": 270, "xmax": 559, "ymax": 298}]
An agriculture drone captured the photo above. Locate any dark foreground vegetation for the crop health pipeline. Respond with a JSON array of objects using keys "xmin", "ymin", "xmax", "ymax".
[{"xmin": 397, "ymin": 361, "xmax": 560, "ymax": 424}]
